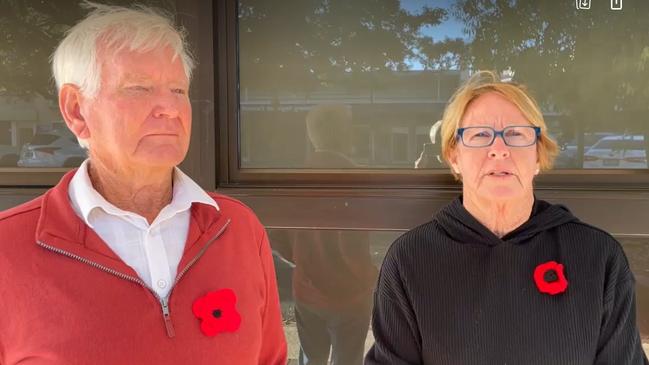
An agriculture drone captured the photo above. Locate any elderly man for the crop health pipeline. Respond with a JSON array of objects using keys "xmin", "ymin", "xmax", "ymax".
[{"xmin": 0, "ymin": 3, "xmax": 286, "ymax": 364}]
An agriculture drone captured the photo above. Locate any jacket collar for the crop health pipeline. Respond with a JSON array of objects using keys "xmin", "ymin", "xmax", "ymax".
[{"xmin": 36, "ymin": 169, "xmax": 228, "ymax": 279}]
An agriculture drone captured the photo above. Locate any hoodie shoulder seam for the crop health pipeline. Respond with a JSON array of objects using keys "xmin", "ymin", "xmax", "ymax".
[{"xmin": 565, "ymin": 221, "xmax": 619, "ymax": 243}]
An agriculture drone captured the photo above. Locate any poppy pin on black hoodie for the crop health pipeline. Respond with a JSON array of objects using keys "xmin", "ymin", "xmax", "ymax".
[{"xmin": 365, "ymin": 197, "xmax": 646, "ymax": 365}]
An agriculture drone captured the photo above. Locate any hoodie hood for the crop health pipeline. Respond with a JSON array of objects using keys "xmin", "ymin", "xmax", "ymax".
[{"xmin": 433, "ymin": 196, "xmax": 579, "ymax": 246}]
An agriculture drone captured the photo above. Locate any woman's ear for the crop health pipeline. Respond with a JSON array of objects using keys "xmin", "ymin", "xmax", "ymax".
[
  {"xmin": 448, "ymin": 148, "xmax": 461, "ymax": 174},
  {"xmin": 59, "ymin": 84, "xmax": 91, "ymax": 140}
]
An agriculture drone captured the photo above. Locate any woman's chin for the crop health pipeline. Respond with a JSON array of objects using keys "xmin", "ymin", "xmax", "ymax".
[{"xmin": 480, "ymin": 186, "xmax": 527, "ymax": 201}]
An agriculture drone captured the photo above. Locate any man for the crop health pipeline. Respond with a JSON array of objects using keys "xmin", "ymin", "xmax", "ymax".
[
  {"xmin": 272, "ymin": 104, "xmax": 378, "ymax": 365},
  {"xmin": 0, "ymin": 3, "xmax": 286, "ymax": 364}
]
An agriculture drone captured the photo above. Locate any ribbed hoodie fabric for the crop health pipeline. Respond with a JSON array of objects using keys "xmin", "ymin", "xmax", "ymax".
[{"xmin": 365, "ymin": 197, "xmax": 647, "ymax": 365}]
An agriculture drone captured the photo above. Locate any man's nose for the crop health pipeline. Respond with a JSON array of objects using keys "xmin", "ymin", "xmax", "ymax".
[
  {"xmin": 487, "ymin": 134, "xmax": 510, "ymax": 159},
  {"xmin": 152, "ymin": 92, "xmax": 182, "ymax": 119}
]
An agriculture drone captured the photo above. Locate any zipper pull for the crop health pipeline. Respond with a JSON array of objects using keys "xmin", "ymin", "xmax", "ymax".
[{"xmin": 161, "ymin": 297, "xmax": 176, "ymax": 338}]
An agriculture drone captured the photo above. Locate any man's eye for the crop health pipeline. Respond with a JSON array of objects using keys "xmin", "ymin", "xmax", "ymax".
[
  {"xmin": 172, "ymin": 88, "xmax": 187, "ymax": 95},
  {"xmin": 128, "ymin": 85, "xmax": 150, "ymax": 92}
]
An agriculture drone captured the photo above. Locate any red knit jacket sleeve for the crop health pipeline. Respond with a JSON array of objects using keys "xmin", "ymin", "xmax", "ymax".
[{"xmin": 257, "ymin": 228, "xmax": 288, "ymax": 365}]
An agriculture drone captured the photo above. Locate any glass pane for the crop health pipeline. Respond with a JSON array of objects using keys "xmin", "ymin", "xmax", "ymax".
[
  {"xmin": 238, "ymin": 0, "xmax": 649, "ymax": 170},
  {"xmin": 0, "ymin": 0, "xmax": 176, "ymax": 168},
  {"xmin": 268, "ymin": 228, "xmax": 397, "ymax": 363},
  {"xmin": 622, "ymin": 237, "xmax": 649, "ymax": 354},
  {"xmin": 269, "ymin": 228, "xmax": 649, "ymax": 362}
]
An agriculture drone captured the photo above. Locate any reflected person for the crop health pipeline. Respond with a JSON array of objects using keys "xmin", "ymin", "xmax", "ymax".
[
  {"xmin": 305, "ymin": 104, "xmax": 356, "ymax": 168},
  {"xmin": 366, "ymin": 71, "xmax": 647, "ymax": 364},
  {"xmin": 277, "ymin": 104, "xmax": 378, "ymax": 365},
  {"xmin": 0, "ymin": 3, "xmax": 286, "ymax": 364},
  {"xmin": 414, "ymin": 120, "xmax": 444, "ymax": 169}
]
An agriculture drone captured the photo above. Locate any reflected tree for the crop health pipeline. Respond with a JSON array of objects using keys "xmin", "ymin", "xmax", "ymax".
[
  {"xmin": 239, "ymin": 0, "xmax": 449, "ymax": 95},
  {"xmin": 0, "ymin": 0, "xmax": 176, "ymax": 99},
  {"xmin": 454, "ymin": 0, "xmax": 649, "ymax": 165}
]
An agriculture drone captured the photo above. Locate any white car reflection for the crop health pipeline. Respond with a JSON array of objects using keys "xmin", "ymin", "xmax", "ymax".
[
  {"xmin": 17, "ymin": 129, "xmax": 87, "ymax": 168},
  {"xmin": 583, "ymin": 135, "xmax": 647, "ymax": 169}
]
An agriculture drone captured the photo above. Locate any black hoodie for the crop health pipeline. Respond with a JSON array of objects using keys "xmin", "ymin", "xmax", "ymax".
[{"xmin": 366, "ymin": 197, "xmax": 647, "ymax": 365}]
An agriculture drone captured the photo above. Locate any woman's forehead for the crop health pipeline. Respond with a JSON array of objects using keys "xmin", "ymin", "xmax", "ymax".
[{"xmin": 460, "ymin": 92, "xmax": 529, "ymax": 127}]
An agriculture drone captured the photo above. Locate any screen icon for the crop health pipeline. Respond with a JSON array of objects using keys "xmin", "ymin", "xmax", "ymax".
[
  {"xmin": 576, "ymin": 0, "xmax": 591, "ymax": 9},
  {"xmin": 611, "ymin": 0, "xmax": 622, "ymax": 10}
]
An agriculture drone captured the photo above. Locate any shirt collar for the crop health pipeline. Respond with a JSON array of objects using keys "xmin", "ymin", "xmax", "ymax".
[{"xmin": 68, "ymin": 159, "xmax": 219, "ymax": 228}]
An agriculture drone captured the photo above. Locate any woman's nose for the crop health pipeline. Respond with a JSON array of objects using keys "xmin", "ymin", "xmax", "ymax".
[{"xmin": 488, "ymin": 135, "xmax": 510, "ymax": 159}]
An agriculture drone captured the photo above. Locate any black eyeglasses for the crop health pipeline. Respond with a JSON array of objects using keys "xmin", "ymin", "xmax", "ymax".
[{"xmin": 456, "ymin": 126, "xmax": 541, "ymax": 147}]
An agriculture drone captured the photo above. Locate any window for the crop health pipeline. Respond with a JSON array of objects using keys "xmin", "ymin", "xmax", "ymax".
[{"xmin": 237, "ymin": 0, "xmax": 649, "ymax": 177}]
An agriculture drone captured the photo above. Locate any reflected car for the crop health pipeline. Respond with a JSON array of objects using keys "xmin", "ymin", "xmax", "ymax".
[
  {"xmin": 583, "ymin": 135, "xmax": 647, "ymax": 169},
  {"xmin": 17, "ymin": 129, "xmax": 87, "ymax": 167},
  {"xmin": 554, "ymin": 132, "xmax": 617, "ymax": 168}
]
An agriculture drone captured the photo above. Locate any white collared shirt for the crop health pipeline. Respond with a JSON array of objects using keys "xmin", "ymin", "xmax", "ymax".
[{"xmin": 68, "ymin": 159, "xmax": 219, "ymax": 299}]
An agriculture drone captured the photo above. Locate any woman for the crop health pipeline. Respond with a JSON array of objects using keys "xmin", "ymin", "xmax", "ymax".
[{"xmin": 365, "ymin": 71, "xmax": 647, "ymax": 364}]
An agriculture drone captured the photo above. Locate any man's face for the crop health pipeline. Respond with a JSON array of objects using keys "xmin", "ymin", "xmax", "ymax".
[{"xmin": 80, "ymin": 45, "xmax": 191, "ymax": 172}]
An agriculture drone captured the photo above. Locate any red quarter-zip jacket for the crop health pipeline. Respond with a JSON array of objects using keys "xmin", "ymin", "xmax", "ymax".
[{"xmin": 0, "ymin": 170, "xmax": 287, "ymax": 365}]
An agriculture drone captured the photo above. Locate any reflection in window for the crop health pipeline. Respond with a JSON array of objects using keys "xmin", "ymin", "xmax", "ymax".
[
  {"xmin": 622, "ymin": 237, "xmax": 649, "ymax": 352},
  {"xmin": 268, "ymin": 228, "xmax": 394, "ymax": 363},
  {"xmin": 238, "ymin": 0, "xmax": 649, "ymax": 170}
]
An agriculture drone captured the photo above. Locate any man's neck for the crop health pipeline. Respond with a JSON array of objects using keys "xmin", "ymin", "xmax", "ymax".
[
  {"xmin": 462, "ymin": 191, "xmax": 534, "ymax": 238},
  {"xmin": 87, "ymin": 158, "xmax": 174, "ymax": 225}
]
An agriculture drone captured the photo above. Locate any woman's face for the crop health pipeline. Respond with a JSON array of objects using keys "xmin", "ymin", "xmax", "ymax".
[{"xmin": 449, "ymin": 92, "xmax": 540, "ymax": 202}]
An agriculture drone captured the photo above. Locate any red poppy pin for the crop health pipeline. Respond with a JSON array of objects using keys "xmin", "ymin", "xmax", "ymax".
[
  {"xmin": 533, "ymin": 261, "xmax": 568, "ymax": 295},
  {"xmin": 192, "ymin": 288, "xmax": 241, "ymax": 336}
]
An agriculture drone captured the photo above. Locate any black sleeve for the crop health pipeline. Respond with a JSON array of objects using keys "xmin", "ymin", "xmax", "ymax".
[
  {"xmin": 594, "ymin": 246, "xmax": 648, "ymax": 364},
  {"xmin": 365, "ymin": 243, "xmax": 422, "ymax": 365}
]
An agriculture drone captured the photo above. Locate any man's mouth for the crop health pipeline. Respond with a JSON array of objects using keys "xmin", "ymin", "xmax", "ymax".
[{"xmin": 487, "ymin": 171, "xmax": 514, "ymax": 177}]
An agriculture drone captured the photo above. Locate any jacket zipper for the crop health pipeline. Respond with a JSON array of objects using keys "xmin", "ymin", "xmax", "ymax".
[{"xmin": 36, "ymin": 218, "xmax": 231, "ymax": 338}]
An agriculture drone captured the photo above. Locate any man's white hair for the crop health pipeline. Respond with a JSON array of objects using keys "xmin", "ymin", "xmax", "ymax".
[{"xmin": 51, "ymin": 1, "xmax": 195, "ymax": 148}]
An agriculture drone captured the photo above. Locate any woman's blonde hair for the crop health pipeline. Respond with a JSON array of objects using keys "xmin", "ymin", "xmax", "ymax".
[{"xmin": 440, "ymin": 70, "xmax": 558, "ymax": 178}]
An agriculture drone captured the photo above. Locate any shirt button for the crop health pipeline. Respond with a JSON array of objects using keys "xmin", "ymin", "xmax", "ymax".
[{"xmin": 157, "ymin": 279, "xmax": 168, "ymax": 289}]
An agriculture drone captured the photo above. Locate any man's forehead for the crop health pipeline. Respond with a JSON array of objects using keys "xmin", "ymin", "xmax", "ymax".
[{"xmin": 101, "ymin": 51, "xmax": 188, "ymax": 85}]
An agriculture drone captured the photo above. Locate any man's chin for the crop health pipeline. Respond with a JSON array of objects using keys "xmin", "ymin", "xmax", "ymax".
[{"xmin": 132, "ymin": 153, "xmax": 186, "ymax": 169}]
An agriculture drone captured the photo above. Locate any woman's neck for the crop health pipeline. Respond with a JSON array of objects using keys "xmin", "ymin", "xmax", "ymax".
[{"xmin": 462, "ymin": 191, "xmax": 534, "ymax": 238}]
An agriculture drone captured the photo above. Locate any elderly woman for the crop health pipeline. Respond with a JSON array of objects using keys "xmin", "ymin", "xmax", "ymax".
[{"xmin": 365, "ymin": 71, "xmax": 647, "ymax": 364}]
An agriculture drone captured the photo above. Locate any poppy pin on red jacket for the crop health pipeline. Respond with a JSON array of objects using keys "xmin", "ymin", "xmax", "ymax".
[
  {"xmin": 533, "ymin": 261, "xmax": 568, "ymax": 295},
  {"xmin": 192, "ymin": 288, "xmax": 241, "ymax": 336}
]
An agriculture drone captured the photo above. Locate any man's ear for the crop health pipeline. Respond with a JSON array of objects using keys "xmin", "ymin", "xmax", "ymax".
[{"xmin": 59, "ymin": 84, "xmax": 90, "ymax": 140}]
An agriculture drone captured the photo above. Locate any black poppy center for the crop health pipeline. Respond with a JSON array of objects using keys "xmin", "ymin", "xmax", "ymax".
[
  {"xmin": 544, "ymin": 269, "xmax": 559, "ymax": 283},
  {"xmin": 212, "ymin": 309, "xmax": 222, "ymax": 318}
]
